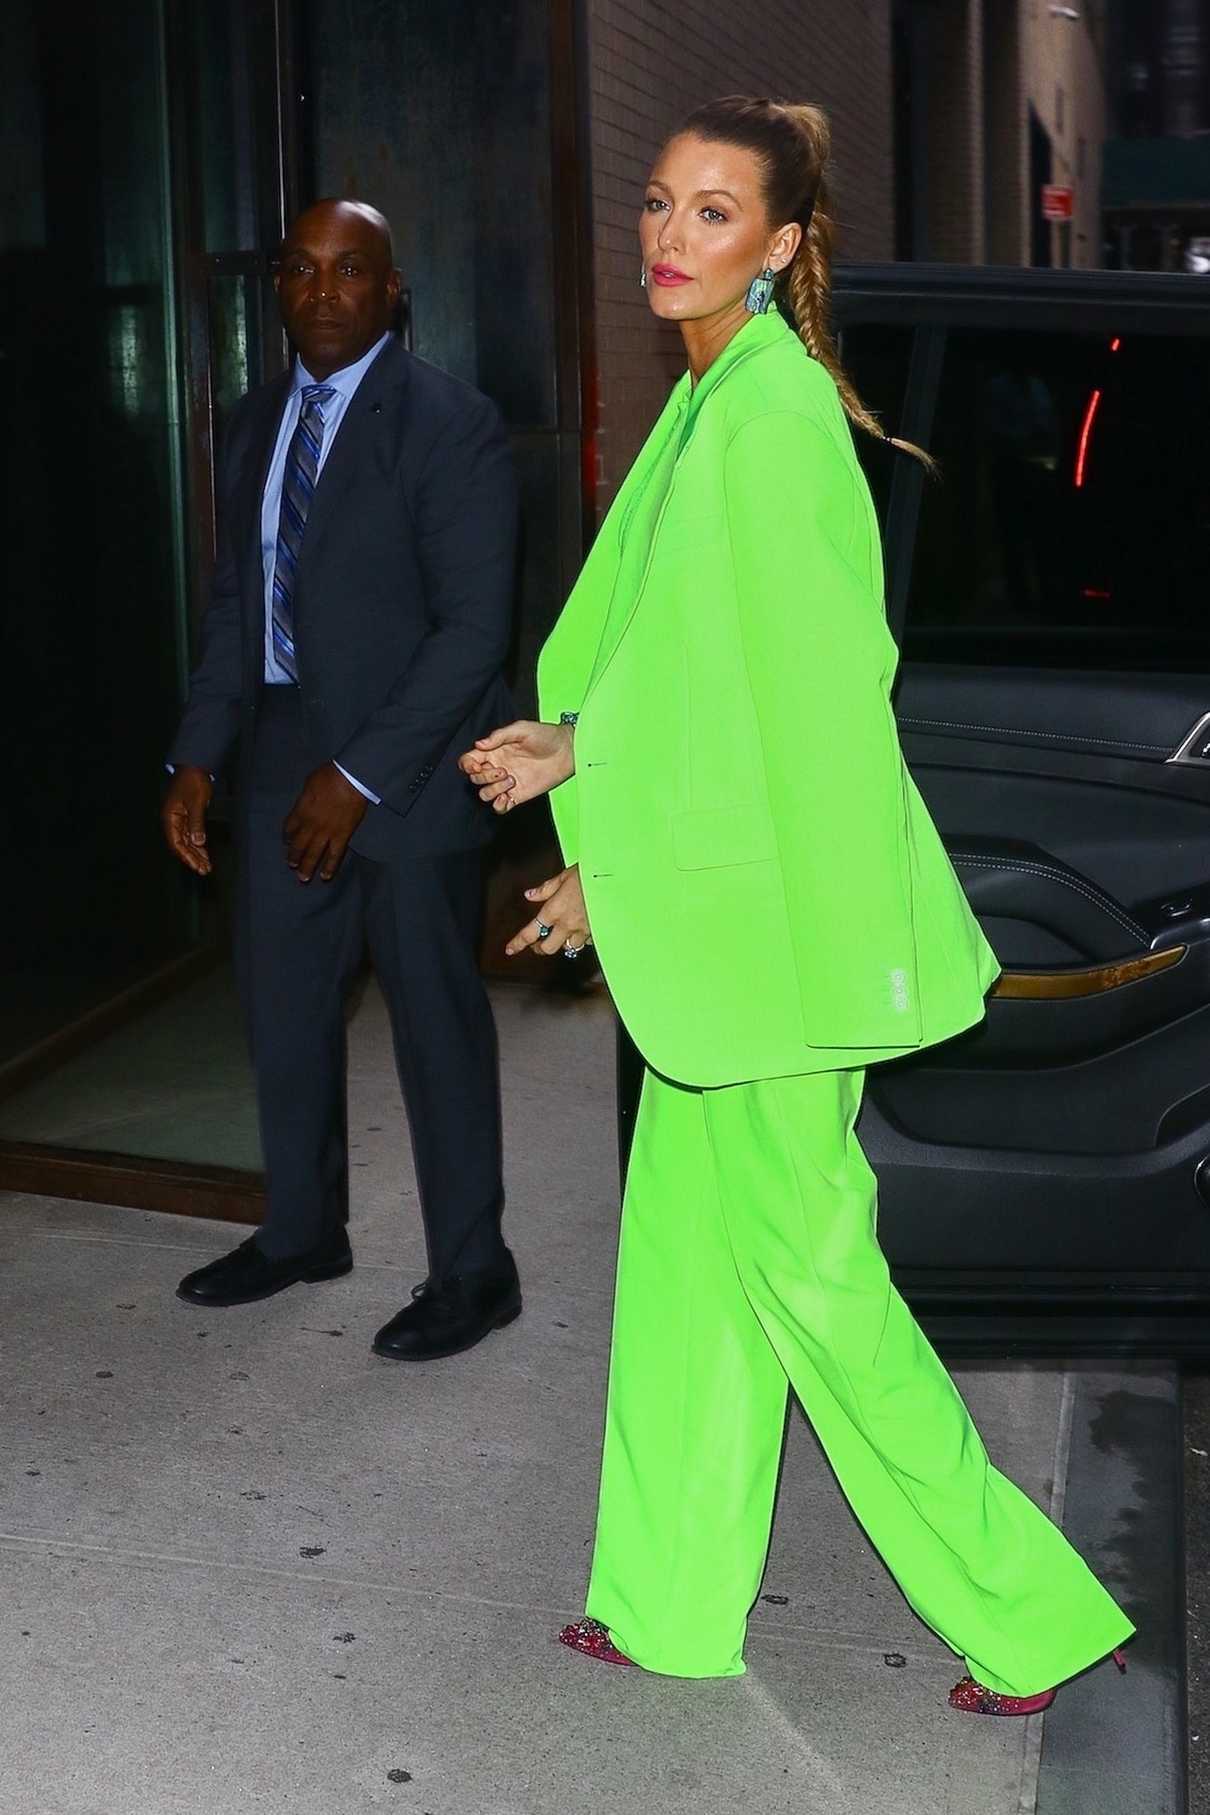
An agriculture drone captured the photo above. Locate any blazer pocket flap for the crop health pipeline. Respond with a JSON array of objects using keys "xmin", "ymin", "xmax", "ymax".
[{"xmin": 673, "ymin": 805, "xmax": 776, "ymax": 871}]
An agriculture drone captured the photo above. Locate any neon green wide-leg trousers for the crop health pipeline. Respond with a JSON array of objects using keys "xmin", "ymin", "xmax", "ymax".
[{"xmin": 584, "ymin": 1065, "xmax": 1134, "ymax": 1695}]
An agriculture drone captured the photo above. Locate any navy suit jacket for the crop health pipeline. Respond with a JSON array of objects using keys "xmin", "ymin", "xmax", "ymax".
[{"xmin": 169, "ymin": 336, "xmax": 519, "ymax": 860}]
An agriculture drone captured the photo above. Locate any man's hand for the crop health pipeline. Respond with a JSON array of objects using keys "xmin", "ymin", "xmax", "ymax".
[
  {"xmin": 459, "ymin": 719, "xmax": 574, "ymax": 814},
  {"xmin": 283, "ymin": 763, "xmax": 369, "ymax": 883},
  {"xmin": 162, "ymin": 766, "xmax": 214, "ymax": 876}
]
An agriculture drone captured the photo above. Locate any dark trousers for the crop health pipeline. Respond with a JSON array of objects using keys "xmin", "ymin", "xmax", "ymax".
[{"xmin": 235, "ymin": 688, "xmax": 509, "ymax": 1281}]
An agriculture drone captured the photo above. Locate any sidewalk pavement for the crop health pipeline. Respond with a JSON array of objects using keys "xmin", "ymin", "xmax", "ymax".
[{"xmin": 0, "ymin": 982, "xmax": 1144, "ymax": 1814}]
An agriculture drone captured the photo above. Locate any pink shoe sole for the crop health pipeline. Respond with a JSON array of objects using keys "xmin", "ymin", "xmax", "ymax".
[
  {"xmin": 559, "ymin": 1617, "xmax": 635, "ymax": 1667},
  {"xmin": 949, "ymin": 1645, "xmax": 1128, "ymax": 1717}
]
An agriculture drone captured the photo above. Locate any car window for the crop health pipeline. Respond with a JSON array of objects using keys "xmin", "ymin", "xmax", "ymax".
[
  {"xmin": 845, "ymin": 323, "xmax": 1210, "ymax": 672},
  {"xmin": 835, "ymin": 323, "xmax": 912, "ymax": 533}
]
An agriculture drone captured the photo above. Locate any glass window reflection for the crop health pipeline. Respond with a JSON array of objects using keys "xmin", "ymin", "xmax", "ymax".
[{"xmin": 906, "ymin": 328, "xmax": 1210, "ymax": 668}]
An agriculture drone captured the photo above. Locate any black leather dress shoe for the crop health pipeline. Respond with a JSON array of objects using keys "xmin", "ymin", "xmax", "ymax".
[
  {"xmin": 373, "ymin": 1266, "xmax": 522, "ymax": 1361},
  {"xmin": 176, "ymin": 1234, "xmax": 353, "ymax": 1307}
]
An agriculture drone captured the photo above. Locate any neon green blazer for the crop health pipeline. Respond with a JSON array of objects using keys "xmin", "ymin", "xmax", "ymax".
[{"xmin": 537, "ymin": 308, "xmax": 999, "ymax": 1086}]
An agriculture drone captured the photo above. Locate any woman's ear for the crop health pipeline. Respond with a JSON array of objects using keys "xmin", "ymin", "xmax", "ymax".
[{"xmin": 768, "ymin": 221, "xmax": 803, "ymax": 274}]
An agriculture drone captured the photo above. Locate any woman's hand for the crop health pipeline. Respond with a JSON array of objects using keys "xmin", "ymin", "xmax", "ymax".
[
  {"xmin": 458, "ymin": 719, "xmax": 575, "ymax": 814},
  {"xmin": 506, "ymin": 864, "xmax": 593, "ymax": 959}
]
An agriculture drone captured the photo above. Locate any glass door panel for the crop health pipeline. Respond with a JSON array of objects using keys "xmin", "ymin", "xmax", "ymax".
[{"xmin": 0, "ymin": 0, "xmax": 287, "ymax": 1211}]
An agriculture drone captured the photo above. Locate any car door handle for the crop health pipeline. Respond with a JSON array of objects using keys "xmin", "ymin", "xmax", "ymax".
[{"xmin": 1167, "ymin": 711, "xmax": 1210, "ymax": 765}]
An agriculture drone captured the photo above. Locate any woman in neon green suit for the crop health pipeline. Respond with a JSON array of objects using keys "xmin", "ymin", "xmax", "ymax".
[{"xmin": 461, "ymin": 97, "xmax": 1133, "ymax": 1715}]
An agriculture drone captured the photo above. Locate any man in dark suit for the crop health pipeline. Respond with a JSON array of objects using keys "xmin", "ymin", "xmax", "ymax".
[{"xmin": 162, "ymin": 199, "xmax": 520, "ymax": 1361}]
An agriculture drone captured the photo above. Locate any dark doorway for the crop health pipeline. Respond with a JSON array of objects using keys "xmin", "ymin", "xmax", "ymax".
[{"xmin": 1029, "ymin": 103, "xmax": 1054, "ymax": 268}]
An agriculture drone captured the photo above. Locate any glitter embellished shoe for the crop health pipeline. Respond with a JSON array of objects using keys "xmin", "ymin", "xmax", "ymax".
[
  {"xmin": 558, "ymin": 1617, "xmax": 635, "ymax": 1667},
  {"xmin": 949, "ymin": 1646, "xmax": 1127, "ymax": 1716}
]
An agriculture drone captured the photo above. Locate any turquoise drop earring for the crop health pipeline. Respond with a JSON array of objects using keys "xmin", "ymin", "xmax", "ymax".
[{"xmin": 744, "ymin": 267, "xmax": 776, "ymax": 314}]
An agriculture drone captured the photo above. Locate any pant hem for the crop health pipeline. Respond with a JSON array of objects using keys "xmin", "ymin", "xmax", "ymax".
[{"xmin": 965, "ymin": 1615, "xmax": 1136, "ymax": 1699}]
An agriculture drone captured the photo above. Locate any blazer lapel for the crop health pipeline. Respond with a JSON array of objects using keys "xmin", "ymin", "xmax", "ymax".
[
  {"xmin": 582, "ymin": 315, "xmax": 791, "ymax": 704},
  {"xmin": 295, "ymin": 338, "xmax": 408, "ymax": 566},
  {"xmin": 235, "ymin": 373, "xmax": 291, "ymax": 650},
  {"xmin": 578, "ymin": 380, "xmax": 689, "ymax": 701}
]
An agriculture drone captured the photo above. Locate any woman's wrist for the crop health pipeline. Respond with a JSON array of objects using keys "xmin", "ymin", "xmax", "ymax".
[{"xmin": 558, "ymin": 713, "xmax": 577, "ymax": 778}]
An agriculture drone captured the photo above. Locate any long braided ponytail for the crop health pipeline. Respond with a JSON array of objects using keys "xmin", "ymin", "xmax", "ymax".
[{"xmin": 681, "ymin": 97, "xmax": 934, "ymax": 470}]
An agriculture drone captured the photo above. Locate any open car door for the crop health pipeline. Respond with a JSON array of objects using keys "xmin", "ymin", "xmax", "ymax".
[{"xmin": 835, "ymin": 266, "xmax": 1210, "ymax": 1354}]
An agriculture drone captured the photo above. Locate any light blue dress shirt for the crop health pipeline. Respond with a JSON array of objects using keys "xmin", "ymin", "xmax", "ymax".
[{"xmin": 261, "ymin": 331, "xmax": 393, "ymax": 802}]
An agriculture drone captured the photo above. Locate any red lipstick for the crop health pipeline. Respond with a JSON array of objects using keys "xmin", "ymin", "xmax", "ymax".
[{"xmin": 650, "ymin": 265, "xmax": 691, "ymax": 287}]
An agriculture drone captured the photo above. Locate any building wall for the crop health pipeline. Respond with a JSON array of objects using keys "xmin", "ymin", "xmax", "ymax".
[
  {"xmin": 583, "ymin": 0, "xmax": 895, "ymax": 510},
  {"xmin": 305, "ymin": 0, "xmax": 557, "ymax": 419},
  {"xmin": 1022, "ymin": 0, "xmax": 1108, "ymax": 268},
  {"xmin": 919, "ymin": 0, "xmax": 986, "ymax": 263},
  {"xmin": 982, "ymin": 0, "xmax": 1026, "ymax": 265},
  {"xmin": 304, "ymin": 0, "xmax": 579, "ymax": 712},
  {"xmin": 902, "ymin": 0, "xmax": 1109, "ymax": 272}
]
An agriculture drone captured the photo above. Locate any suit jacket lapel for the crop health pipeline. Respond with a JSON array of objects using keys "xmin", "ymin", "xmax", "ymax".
[
  {"xmin": 235, "ymin": 373, "xmax": 291, "ymax": 651},
  {"xmin": 295, "ymin": 338, "xmax": 408, "ymax": 568},
  {"xmin": 537, "ymin": 382, "xmax": 690, "ymax": 719},
  {"xmin": 582, "ymin": 318, "xmax": 791, "ymax": 704},
  {"xmin": 581, "ymin": 380, "xmax": 689, "ymax": 702}
]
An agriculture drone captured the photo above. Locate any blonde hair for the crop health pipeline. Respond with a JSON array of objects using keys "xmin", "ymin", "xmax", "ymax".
[{"xmin": 680, "ymin": 97, "xmax": 935, "ymax": 471}]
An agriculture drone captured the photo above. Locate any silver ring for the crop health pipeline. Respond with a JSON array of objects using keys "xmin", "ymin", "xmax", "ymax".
[
  {"xmin": 536, "ymin": 921, "xmax": 553, "ymax": 940},
  {"xmin": 562, "ymin": 941, "xmax": 584, "ymax": 959}
]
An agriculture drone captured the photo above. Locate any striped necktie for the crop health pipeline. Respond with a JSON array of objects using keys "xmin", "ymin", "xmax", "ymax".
[{"xmin": 270, "ymin": 382, "xmax": 336, "ymax": 681}]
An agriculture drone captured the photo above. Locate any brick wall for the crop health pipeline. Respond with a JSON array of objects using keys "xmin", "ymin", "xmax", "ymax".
[
  {"xmin": 583, "ymin": 0, "xmax": 895, "ymax": 512},
  {"xmin": 983, "ymin": 0, "xmax": 1027, "ymax": 267},
  {"xmin": 919, "ymin": 0, "xmax": 986, "ymax": 264},
  {"xmin": 1023, "ymin": 0, "xmax": 1109, "ymax": 268}
]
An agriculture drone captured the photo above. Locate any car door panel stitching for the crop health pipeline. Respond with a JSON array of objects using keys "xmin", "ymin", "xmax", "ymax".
[
  {"xmin": 950, "ymin": 856, "xmax": 1149, "ymax": 943},
  {"xmin": 899, "ymin": 716, "xmax": 1168, "ymax": 753}
]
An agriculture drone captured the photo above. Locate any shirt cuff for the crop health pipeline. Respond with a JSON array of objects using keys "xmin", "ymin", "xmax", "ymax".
[{"xmin": 333, "ymin": 762, "xmax": 381, "ymax": 805}]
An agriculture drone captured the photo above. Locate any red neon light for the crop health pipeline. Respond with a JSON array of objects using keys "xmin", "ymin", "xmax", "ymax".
[
  {"xmin": 1110, "ymin": 336, "xmax": 1121, "ymax": 352},
  {"xmin": 1074, "ymin": 388, "xmax": 1102, "ymax": 488}
]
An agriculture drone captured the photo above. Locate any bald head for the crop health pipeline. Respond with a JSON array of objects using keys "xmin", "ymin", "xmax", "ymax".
[
  {"xmin": 286, "ymin": 197, "xmax": 395, "ymax": 265},
  {"xmin": 276, "ymin": 197, "xmax": 401, "ymax": 379}
]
